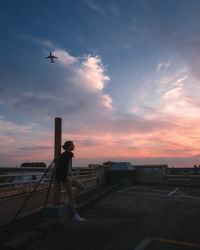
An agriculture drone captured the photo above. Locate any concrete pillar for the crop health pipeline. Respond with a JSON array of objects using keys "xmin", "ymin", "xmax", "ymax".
[
  {"xmin": 76, "ymin": 168, "xmax": 80, "ymax": 179},
  {"xmin": 96, "ymin": 167, "xmax": 101, "ymax": 185},
  {"xmin": 92, "ymin": 168, "xmax": 96, "ymax": 178},
  {"xmin": 53, "ymin": 117, "xmax": 62, "ymax": 205}
]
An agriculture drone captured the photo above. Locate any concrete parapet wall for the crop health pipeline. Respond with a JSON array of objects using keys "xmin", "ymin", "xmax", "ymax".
[
  {"xmin": 96, "ymin": 166, "xmax": 108, "ymax": 185},
  {"xmin": 0, "ymin": 183, "xmax": 50, "ymax": 199},
  {"xmin": 135, "ymin": 165, "xmax": 167, "ymax": 185},
  {"xmin": 164, "ymin": 175, "xmax": 200, "ymax": 186},
  {"xmin": 134, "ymin": 165, "xmax": 200, "ymax": 186}
]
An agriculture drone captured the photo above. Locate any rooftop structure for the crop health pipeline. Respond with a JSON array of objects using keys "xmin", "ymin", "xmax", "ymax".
[{"xmin": 109, "ymin": 162, "xmax": 136, "ymax": 171}]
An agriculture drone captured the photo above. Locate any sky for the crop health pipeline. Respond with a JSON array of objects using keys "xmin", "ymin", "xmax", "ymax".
[{"xmin": 1, "ymin": 0, "xmax": 200, "ymax": 167}]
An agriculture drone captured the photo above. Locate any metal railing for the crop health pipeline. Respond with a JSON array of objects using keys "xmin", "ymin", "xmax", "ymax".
[
  {"xmin": 0, "ymin": 166, "xmax": 104, "ymax": 225},
  {"xmin": 166, "ymin": 168, "xmax": 200, "ymax": 175},
  {"xmin": 0, "ymin": 166, "xmax": 97, "ymax": 199},
  {"xmin": 0, "ymin": 167, "xmax": 52, "ymax": 188}
]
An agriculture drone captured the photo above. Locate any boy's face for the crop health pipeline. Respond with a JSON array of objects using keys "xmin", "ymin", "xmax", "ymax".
[{"xmin": 68, "ymin": 142, "xmax": 75, "ymax": 151}]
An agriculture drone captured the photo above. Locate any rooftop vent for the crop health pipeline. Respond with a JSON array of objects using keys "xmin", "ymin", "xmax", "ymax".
[{"xmin": 109, "ymin": 162, "xmax": 136, "ymax": 171}]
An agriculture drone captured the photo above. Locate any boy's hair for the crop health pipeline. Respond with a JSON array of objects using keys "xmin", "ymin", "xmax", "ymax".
[{"xmin": 62, "ymin": 140, "xmax": 73, "ymax": 150}]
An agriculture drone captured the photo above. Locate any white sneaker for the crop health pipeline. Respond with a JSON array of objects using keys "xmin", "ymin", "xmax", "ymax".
[{"xmin": 72, "ymin": 213, "xmax": 85, "ymax": 222}]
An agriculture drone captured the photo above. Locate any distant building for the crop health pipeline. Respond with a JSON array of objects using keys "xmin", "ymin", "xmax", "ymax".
[{"xmin": 88, "ymin": 164, "xmax": 103, "ymax": 168}]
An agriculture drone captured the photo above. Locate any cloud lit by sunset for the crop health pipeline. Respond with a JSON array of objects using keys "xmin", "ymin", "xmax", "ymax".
[{"xmin": 0, "ymin": 0, "xmax": 200, "ymax": 168}]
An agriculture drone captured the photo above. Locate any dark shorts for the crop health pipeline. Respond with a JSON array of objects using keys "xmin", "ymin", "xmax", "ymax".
[{"xmin": 62, "ymin": 176, "xmax": 85, "ymax": 190}]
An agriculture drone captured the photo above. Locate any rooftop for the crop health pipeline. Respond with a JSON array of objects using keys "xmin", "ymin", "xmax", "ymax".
[{"xmin": 2, "ymin": 184, "xmax": 200, "ymax": 250}]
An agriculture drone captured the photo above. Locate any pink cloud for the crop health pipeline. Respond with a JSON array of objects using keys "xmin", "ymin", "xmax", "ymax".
[
  {"xmin": 0, "ymin": 119, "xmax": 31, "ymax": 133},
  {"xmin": 54, "ymin": 50, "xmax": 78, "ymax": 65},
  {"xmin": 0, "ymin": 134, "xmax": 15, "ymax": 145},
  {"xmin": 1, "ymin": 46, "xmax": 200, "ymax": 167},
  {"xmin": 171, "ymin": 75, "xmax": 188, "ymax": 87}
]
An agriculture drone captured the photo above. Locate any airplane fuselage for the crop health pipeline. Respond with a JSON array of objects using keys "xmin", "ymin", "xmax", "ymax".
[{"xmin": 46, "ymin": 52, "xmax": 57, "ymax": 63}]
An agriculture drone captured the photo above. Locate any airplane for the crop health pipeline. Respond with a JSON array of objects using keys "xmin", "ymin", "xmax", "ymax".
[{"xmin": 46, "ymin": 52, "xmax": 58, "ymax": 63}]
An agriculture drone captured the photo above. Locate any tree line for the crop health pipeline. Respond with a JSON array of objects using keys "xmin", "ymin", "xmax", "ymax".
[{"xmin": 20, "ymin": 162, "xmax": 47, "ymax": 168}]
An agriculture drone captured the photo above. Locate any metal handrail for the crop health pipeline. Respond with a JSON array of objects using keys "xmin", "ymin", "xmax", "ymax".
[
  {"xmin": 79, "ymin": 174, "xmax": 93, "ymax": 178},
  {"xmin": 0, "ymin": 173, "xmax": 51, "ymax": 178},
  {"xmin": 0, "ymin": 167, "xmax": 48, "ymax": 171},
  {"xmin": 0, "ymin": 167, "xmax": 96, "ymax": 190}
]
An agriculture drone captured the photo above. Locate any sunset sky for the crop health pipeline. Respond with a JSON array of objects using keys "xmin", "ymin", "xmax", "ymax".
[{"xmin": 1, "ymin": 0, "xmax": 200, "ymax": 167}]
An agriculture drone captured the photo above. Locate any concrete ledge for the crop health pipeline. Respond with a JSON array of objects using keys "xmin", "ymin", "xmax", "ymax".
[
  {"xmin": 2, "ymin": 231, "xmax": 39, "ymax": 250},
  {"xmin": 43, "ymin": 203, "xmax": 70, "ymax": 218}
]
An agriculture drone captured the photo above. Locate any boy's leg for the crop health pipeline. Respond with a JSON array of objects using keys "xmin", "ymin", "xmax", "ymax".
[
  {"xmin": 64, "ymin": 177, "xmax": 86, "ymax": 222},
  {"xmin": 71, "ymin": 177, "xmax": 85, "ymax": 196},
  {"xmin": 62, "ymin": 176, "xmax": 77, "ymax": 215}
]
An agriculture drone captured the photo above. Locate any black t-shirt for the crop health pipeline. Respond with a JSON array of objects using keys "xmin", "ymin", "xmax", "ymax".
[{"xmin": 55, "ymin": 151, "xmax": 74, "ymax": 182}]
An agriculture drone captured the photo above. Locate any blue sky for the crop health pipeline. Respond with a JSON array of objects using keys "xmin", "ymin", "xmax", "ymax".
[{"xmin": 1, "ymin": 0, "xmax": 200, "ymax": 167}]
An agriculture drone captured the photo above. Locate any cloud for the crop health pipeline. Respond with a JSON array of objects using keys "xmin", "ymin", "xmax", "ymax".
[
  {"xmin": 162, "ymin": 86, "xmax": 182, "ymax": 101},
  {"xmin": 85, "ymin": 0, "xmax": 106, "ymax": 16},
  {"xmin": 161, "ymin": 77, "xmax": 172, "ymax": 85},
  {"xmin": 0, "ymin": 50, "xmax": 112, "ymax": 120},
  {"xmin": 101, "ymin": 94, "xmax": 113, "ymax": 110},
  {"xmin": 85, "ymin": 0, "xmax": 120, "ymax": 18},
  {"xmin": 75, "ymin": 55, "xmax": 110, "ymax": 92},
  {"xmin": 0, "ymin": 134, "xmax": 15, "ymax": 145},
  {"xmin": 157, "ymin": 76, "xmax": 173, "ymax": 93},
  {"xmin": 2, "ymin": 34, "xmax": 200, "ymax": 166},
  {"xmin": 157, "ymin": 69, "xmax": 188, "ymax": 94},
  {"xmin": 145, "ymin": 2, "xmax": 200, "ymax": 82},
  {"xmin": 157, "ymin": 60, "xmax": 171, "ymax": 73},
  {"xmin": 184, "ymin": 95, "xmax": 200, "ymax": 108},
  {"xmin": 86, "ymin": 0, "xmax": 100, "ymax": 11},
  {"xmin": 19, "ymin": 146, "xmax": 52, "ymax": 151},
  {"xmin": 54, "ymin": 50, "xmax": 78, "ymax": 65},
  {"xmin": 19, "ymin": 34, "xmax": 54, "ymax": 48},
  {"xmin": 171, "ymin": 75, "xmax": 188, "ymax": 88},
  {"xmin": 137, "ymin": 89, "xmax": 148, "ymax": 99},
  {"xmin": 84, "ymin": 1, "xmax": 138, "ymax": 49},
  {"xmin": 0, "ymin": 118, "xmax": 32, "ymax": 134},
  {"xmin": 158, "ymin": 72, "xmax": 200, "ymax": 117}
]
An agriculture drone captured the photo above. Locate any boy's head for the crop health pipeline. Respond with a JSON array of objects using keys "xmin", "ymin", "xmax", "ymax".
[{"xmin": 62, "ymin": 141, "xmax": 75, "ymax": 151}]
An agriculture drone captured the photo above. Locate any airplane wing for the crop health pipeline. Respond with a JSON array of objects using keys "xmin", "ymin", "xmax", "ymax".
[
  {"xmin": 52, "ymin": 56, "xmax": 57, "ymax": 58},
  {"xmin": 46, "ymin": 56, "xmax": 50, "ymax": 58}
]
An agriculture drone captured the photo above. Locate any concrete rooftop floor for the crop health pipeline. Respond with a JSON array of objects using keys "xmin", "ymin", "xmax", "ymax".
[{"xmin": 28, "ymin": 185, "xmax": 200, "ymax": 250}]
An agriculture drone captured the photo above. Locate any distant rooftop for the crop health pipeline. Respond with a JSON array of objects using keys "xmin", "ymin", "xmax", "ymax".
[{"xmin": 109, "ymin": 162, "xmax": 135, "ymax": 171}]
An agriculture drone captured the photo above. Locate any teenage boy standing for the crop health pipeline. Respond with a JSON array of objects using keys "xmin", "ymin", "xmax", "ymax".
[{"xmin": 55, "ymin": 140, "xmax": 85, "ymax": 222}]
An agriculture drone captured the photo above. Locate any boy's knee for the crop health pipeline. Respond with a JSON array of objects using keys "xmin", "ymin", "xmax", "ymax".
[
  {"xmin": 80, "ymin": 183, "xmax": 85, "ymax": 191},
  {"xmin": 63, "ymin": 181, "xmax": 72, "ymax": 192}
]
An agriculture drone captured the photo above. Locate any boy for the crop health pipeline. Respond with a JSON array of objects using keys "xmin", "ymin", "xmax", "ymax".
[{"xmin": 55, "ymin": 140, "xmax": 85, "ymax": 221}]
